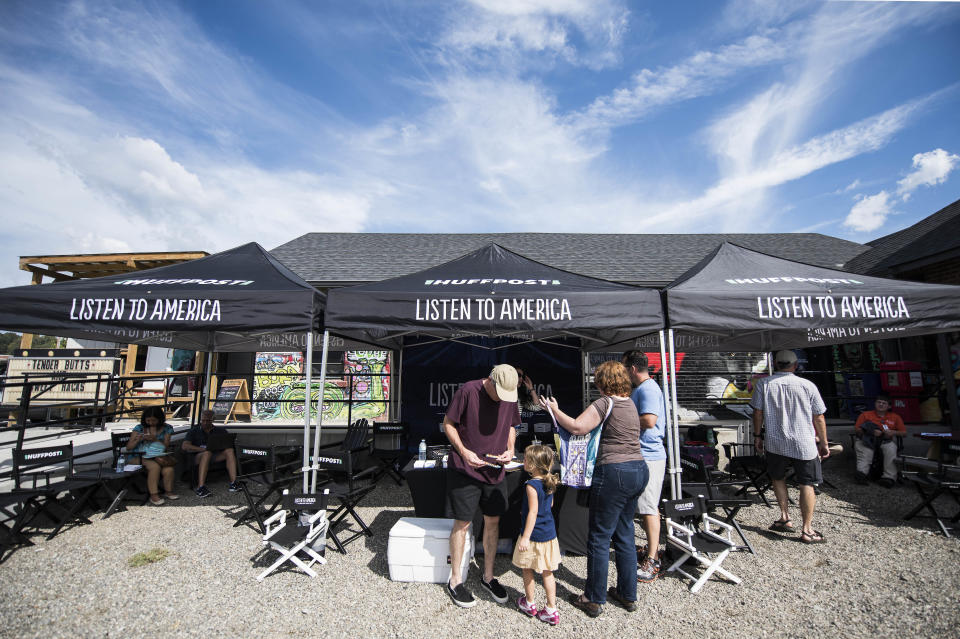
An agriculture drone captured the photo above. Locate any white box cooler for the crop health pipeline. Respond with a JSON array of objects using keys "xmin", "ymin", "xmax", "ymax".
[{"xmin": 388, "ymin": 517, "xmax": 473, "ymax": 583}]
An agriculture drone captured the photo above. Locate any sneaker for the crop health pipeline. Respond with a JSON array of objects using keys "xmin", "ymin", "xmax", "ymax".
[
  {"xmin": 638, "ymin": 557, "xmax": 660, "ymax": 583},
  {"xmin": 447, "ymin": 581, "xmax": 477, "ymax": 608},
  {"xmin": 164, "ymin": 493, "xmax": 180, "ymax": 501},
  {"xmin": 878, "ymin": 477, "xmax": 895, "ymax": 489},
  {"xmin": 536, "ymin": 607, "xmax": 560, "ymax": 626},
  {"xmin": 516, "ymin": 595, "xmax": 538, "ymax": 617},
  {"xmin": 195, "ymin": 485, "xmax": 212, "ymax": 499},
  {"xmin": 854, "ymin": 471, "xmax": 869, "ymax": 485},
  {"xmin": 228, "ymin": 481, "xmax": 242, "ymax": 493},
  {"xmin": 149, "ymin": 496, "xmax": 164, "ymax": 506},
  {"xmin": 480, "ymin": 577, "xmax": 508, "ymax": 603}
]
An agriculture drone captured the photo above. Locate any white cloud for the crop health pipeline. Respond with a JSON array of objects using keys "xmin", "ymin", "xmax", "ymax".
[
  {"xmin": 844, "ymin": 179, "xmax": 861, "ymax": 192},
  {"xmin": 440, "ymin": 0, "xmax": 628, "ymax": 69},
  {"xmin": 841, "ymin": 146, "xmax": 958, "ymax": 235},
  {"xmin": 896, "ymin": 148, "xmax": 959, "ymax": 200},
  {"xmin": 844, "ymin": 191, "xmax": 893, "ymax": 232},
  {"xmin": 571, "ymin": 33, "xmax": 790, "ymax": 133},
  {"xmin": 0, "ymin": 85, "xmax": 371, "ymax": 287},
  {"xmin": 643, "ymin": 97, "xmax": 925, "ymax": 231}
]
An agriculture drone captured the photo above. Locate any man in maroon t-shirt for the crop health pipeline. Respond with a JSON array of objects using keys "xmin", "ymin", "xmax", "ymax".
[{"xmin": 443, "ymin": 364, "xmax": 519, "ymax": 608}]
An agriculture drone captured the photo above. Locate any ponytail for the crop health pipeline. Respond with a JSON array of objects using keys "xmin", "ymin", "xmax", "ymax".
[
  {"xmin": 541, "ymin": 470, "xmax": 559, "ymax": 495},
  {"xmin": 523, "ymin": 444, "xmax": 559, "ymax": 494}
]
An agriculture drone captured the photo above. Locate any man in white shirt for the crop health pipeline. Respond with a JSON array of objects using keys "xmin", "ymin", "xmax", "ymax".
[{"xmin": 750, "ymin": 350, "xmax": 830, "ymax": 544}]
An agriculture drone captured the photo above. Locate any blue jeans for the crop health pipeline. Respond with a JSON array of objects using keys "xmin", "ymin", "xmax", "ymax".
[{"xmin": 585, "ymin": 459, "xmax": 649, "ymax": 603}]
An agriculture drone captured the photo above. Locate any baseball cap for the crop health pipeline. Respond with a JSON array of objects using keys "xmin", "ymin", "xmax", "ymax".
[
  {"xmin": 489, "ymin": 364, "xmax": 519, "ymax": 402},
  {"xmin": 774, "ymin": 350, "xmax": 798, "ymax": 366}
]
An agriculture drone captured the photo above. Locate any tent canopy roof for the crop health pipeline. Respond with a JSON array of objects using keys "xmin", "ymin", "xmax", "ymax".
[
  {"xmin": 0, "ymin": 242, "xmax": 324, "ymax": 352},
  {"xmin": 653, "ymin": 242, "xmax": 960, "ymax": 352},
  {"xmin": 325, "ymin": 243, "xmax": 663, "ymax": 351}
]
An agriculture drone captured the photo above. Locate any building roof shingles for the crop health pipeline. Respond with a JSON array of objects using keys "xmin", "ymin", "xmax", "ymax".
[
  {"xmin": 271, "ymin": 232, "xmax": 869, "ymax": 287},
  {"xmin": 843, "ymin": 198, "xmax": 960, "ymax": 275}
]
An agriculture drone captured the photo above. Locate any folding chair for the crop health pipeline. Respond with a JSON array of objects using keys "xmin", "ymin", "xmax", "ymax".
[
  {"xmin": 721, "ymin": 442, "xmax": 774, "ymax": 507},
  {"xmin": 0, "ymin": 490, "xmax": 45, "ymax": 561},
  {"xmin": 679, "ymin": 453, "xmax": 757, "ymax": 554},
  {"xmin": 77, "ymin": 432, "xmax": 149, "ymax": 519},
  {"xmin": 183, "ymin": 432, "xmax": 237, "ymax": 489},
  {"xmin": 257, "ymin": 490, "xmax": 330, "ymax": 582},
  {"xmin": 370, "ymin": 421, "xmax": 408, "ymax": 485},
  {"xmin": 900, "ymin": 457, "xmax": 960, "ymax": 537},
  {"xmin": 317, "ymin": 418, "xmax": 372, "ymax": 456},
  {"xmin": 313, "ymin": 449, "xmax": 377, "ymax": 553},
  {"xmin": 847, "ymin": 432, "xmax": 904, "ymax": 479},
  {"xmin": 661, "ymin": 495, "xmax": 741, "ymax": 594},
  {"xmin": 234, "ymin": 444, "xmax": 301, "ymax": 534},
  {"xmin": 12, "ymin": 444, "xmax": 103, "ymax": 540}
]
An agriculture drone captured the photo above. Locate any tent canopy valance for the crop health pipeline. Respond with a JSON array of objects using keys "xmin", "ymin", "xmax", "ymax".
[
  {"xmin": 323, "ymin": 243, "xmax": 664, "ymax": 351},
  {"xmin": 644, "ymin": 242, "xmax": 960, "ymax": 353},
  {"xmin": 0, "ymin": 242, "xmax": 324, "ymax": 352}
]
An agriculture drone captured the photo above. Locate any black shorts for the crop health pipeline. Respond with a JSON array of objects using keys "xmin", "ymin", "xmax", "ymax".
[
  {"xmin": 765, "ymin": 452, "xmax": 822, "ymax": 486},
  {"xmin": 446, "ymin": 467, "xmax": 508, "ymax": 521}
]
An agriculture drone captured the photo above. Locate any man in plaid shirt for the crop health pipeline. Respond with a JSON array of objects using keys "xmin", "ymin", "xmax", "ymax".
[{"xmin": 750, "ymin": 350, "xmax": 830, "ymax": 544}]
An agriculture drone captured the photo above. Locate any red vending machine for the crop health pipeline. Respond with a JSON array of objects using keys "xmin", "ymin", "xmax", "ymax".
[{"xmin": 879, "ymin": 361, "xmax": 923, "ymax": 422}]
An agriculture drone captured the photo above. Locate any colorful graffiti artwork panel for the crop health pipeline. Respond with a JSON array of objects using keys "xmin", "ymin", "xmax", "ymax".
[
  {"xmin": 252, "ymin": 351, "xmax": 390, "ymax": 423},
  {"xmin": 343, "ymin": 350, "xmax": 390, "ymax": 422}
]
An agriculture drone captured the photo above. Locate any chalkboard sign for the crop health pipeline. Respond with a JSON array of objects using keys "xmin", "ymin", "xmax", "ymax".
[{"xmin": 212, "ymin": 379, "xmax": 249, "ymax": 423}]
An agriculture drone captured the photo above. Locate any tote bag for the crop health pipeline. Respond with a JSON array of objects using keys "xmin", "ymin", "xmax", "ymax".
[{"xmin": 547, "ymin": 397, "xmax": 614, "ymax": 488}]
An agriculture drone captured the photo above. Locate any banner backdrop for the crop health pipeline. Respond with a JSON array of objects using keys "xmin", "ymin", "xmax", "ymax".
[{"xmin": 400, "ymin": 336, "xmax": 583, "ymax": 448}]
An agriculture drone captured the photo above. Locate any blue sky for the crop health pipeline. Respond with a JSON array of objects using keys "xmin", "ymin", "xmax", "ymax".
[{"xmin": 0, "ymin": 0, "xmax": 959, "ymax": 287}]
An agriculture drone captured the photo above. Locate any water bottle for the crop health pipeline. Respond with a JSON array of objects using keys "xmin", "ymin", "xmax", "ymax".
[
  {"xmin": 418, "ymin": 439, "xmax": 427, "ymax": 462},
  {"xmin": 116, "ymin": 453, "xmax": 125, "ymax": 473}
]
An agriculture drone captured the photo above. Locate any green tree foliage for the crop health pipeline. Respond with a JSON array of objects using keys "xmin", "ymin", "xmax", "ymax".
[{"xmin": 0, "ymin": 332, "xmax": 62, "ymax": 355}]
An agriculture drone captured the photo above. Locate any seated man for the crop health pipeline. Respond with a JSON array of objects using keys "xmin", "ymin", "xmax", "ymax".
[
  {"xmin": 181, "ymin": 409, "xmax": 240, "ymax": 498},
  {"xmin": 853, "ymin": 394, "xmax": 905, "ymax": 488}
]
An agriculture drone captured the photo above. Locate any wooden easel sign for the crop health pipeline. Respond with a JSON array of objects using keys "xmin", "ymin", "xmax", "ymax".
[{"xmin": 212, "ymin": 379, "xmax": 250, "ymax": 424}]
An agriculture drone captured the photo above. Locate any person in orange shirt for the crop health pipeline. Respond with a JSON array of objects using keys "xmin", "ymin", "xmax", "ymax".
[{"xmin": 854, "ymin": 394, "xmax": 905, "ymax": 487}]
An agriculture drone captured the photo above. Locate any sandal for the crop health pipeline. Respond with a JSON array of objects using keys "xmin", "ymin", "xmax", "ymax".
[
  {"xmin": 568, "ymin": 594, "xmax": 602, "ymax": 618},
  {"xmin": 768, "ymin": 519, "xmax": 795, "ymax": 532},
  {"xmin": 800, "ymin": 530, "xmax": 826, "ymax": 544}
]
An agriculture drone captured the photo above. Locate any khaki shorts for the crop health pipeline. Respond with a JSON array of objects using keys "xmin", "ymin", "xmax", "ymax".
[{"xmin": 636, "ymin": 459, "xmax": 666, "ymax": 515}]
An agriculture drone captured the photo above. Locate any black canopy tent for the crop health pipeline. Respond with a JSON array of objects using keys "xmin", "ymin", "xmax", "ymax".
[
  {"xmin": 650, "ymin": 242, "xmax": 960, "ymax": 498},
  {"xmin": 309, "ymin": 243, "xmax": 666, "ymax": 491},
  {"xmin": 326, "ymin": 242, "xmax": 662, "ymax": 351},
  {"xmin": 0, "ymin": 242, "xmax": 326, "ymax": 491},
  {"xmin": 663, "ymin": 242, "xmax": 960, "ymax": 352},
  {"xmin": 0, "ymin": 242, "xmax": 323, "ymax": 352}
]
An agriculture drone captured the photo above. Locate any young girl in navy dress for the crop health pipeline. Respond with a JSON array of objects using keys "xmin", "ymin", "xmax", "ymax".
[{"xmin": 512, "ymin": 444, "xmax": 561, "ymax": 626}]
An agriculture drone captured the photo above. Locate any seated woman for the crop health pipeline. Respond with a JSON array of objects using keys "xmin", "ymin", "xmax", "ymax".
[
  {"xmin": 540, "ymin": 360, "xmax": 648, "ymax": 617},
  {"xmin": 126, "ymin": 406, "xmax": 179, "ymax": 505}
]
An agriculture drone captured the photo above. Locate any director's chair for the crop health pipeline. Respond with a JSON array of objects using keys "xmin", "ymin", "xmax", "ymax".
[
  {"xmin": 234, "ymin": 444, "xmax": 301, "ymax": 534},
  {"xmin": 661, "ymin": 495, "xmax": 741, "ymax": 594},
  {"xmin": 12, "ymin": 444, "xmax": 103, "ymax": 540},
  {"xmin": 257, "ymin": 490, "xmax": 329, "ymax": 582},
  {"xmin": 313, "ymin": 449, "xmax": 377, "ymax": 553}
]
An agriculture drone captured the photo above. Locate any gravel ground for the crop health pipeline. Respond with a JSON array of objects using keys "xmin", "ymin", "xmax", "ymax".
[{"xmin": 1, "ymin": 459, "xmax": 958, "ymax": 639}]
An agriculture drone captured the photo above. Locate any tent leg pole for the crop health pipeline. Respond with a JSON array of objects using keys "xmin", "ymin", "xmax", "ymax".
[
  {"xmin": 302, "ymin": 332, "xmax": 313, "ymax": 494},
  {"xmin": 202, "ymin": 354, "xmax": 213, "ymax": 411},
  {"xmin": 310, "ymin": 331, "xmax": 330, "ymax": 494},
  {"xmin": 668, "ymin": 329, "xmax": 681, "ymax": 499},
  {"xmin": 658, "ymin": 330, "xmax": 675, "ymax": 500}
]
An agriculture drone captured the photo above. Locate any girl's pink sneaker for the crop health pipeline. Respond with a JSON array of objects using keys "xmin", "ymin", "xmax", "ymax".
[
  {"xmin": 517, "ymin": 595, "xmax": 537, "ymax": 617},
  {"xmin": 537, "ymin": 607, "xmax": 560, "ymax": 626}
]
